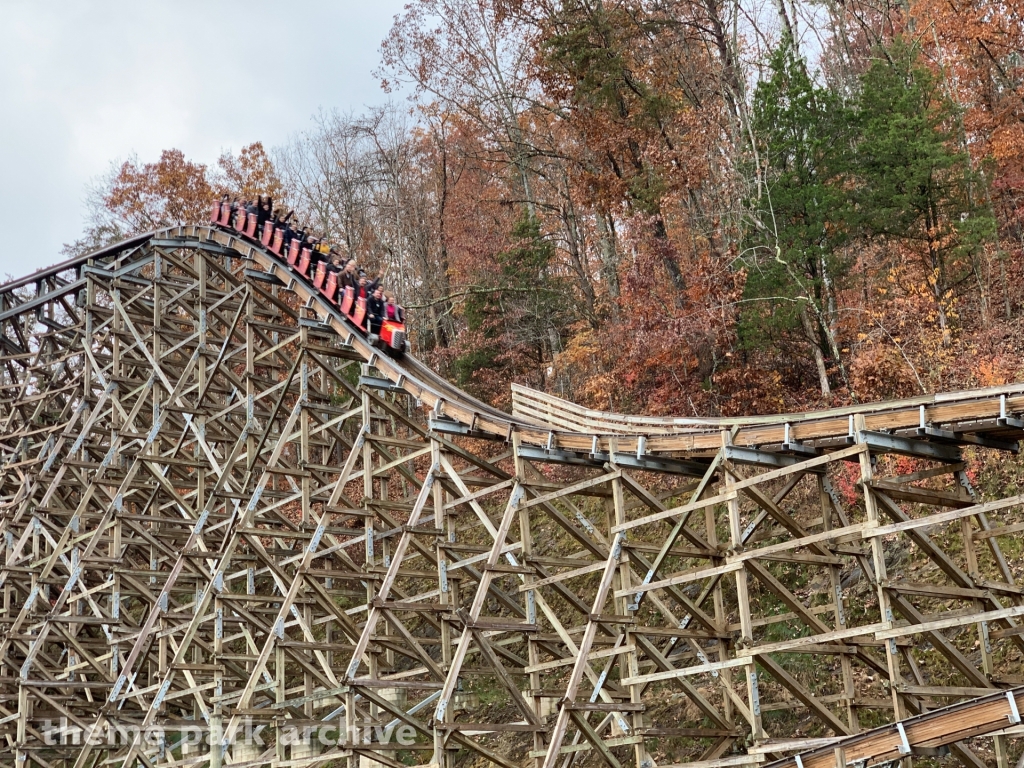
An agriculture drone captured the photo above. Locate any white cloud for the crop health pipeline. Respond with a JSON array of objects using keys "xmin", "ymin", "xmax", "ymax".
[{"xmin": 0, "ymin": 0, "xmax": 406, "ymax": 278}]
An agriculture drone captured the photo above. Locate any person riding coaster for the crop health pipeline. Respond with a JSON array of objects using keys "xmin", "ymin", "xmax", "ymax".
[
  {"xmin": 208, "ymin": 198, "xmax": 408, "ymax": 356},
  {"xmin": 367, "ymin": 287, "xmax": 386, "ymax": 340},
  {"xmin": 336, "ymin": 284, "xmax": 407, "ymax": 357}
]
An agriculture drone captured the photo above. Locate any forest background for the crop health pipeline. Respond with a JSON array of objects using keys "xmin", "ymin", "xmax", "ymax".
[{"xmin": 64, "ymin": 0, "xmax": 1024, "ymax": 418}]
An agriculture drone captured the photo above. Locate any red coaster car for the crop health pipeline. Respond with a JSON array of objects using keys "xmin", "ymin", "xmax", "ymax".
[
  {"xmin": 351, "ymin": 296, "xmax": 366, "ymax": 329},
  {"xmin": 323, "ymin": 270, "xmax": 338, "ymax": 302},
  {"xmin": 339, "ymin": 285, "xmax": 354, "ymax": 315},
  {"xmin": 336, "ymin": 286, "xmax": 407, "ymax": 357},
  {"xmin": 207, "ymin": 199, "xmax": 410, "ymax": 359},
  {"xmin": 377, "ymin": 318, "xmax": 407, "ymax": 358}
]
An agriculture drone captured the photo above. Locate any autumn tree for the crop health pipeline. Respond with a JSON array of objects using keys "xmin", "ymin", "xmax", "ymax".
[
  {"xmin": 62, "ymin": 149, "xmax": 212, "ymax": 256},
  {"xmin": 910, "ymin": 0, "xmax": 1024, "ymax": 292},
  {"xmin": 104, "ymin": 149, "xmax": 214, "ymax": 232},
  {"xmin": 275, "ymin": 111, "xmax": 378, "ymax": 251},
  {"xmin": 455, "ymin": 213, "xmax": 571, "ymax": 390},
  {"xmin": 379, "ymin": 0, "xmax": 542, "ymax": 214},
  {"xmin": 215, "ymin": 142, "xmax": 286, "ymax": 207},
  {"xmin": 64, "ymin": 144, "xmax": 282, "ymax": 257},
  {"xmin": 275, "ymin": 107, "xmax": 465, "ymax": 353},
  {"xmin": 537, "ymin": 0, "xmax": 702, "ymax": 293}
]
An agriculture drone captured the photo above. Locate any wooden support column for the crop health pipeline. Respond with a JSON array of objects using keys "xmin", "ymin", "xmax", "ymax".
[
  {"xmin": 820, "ymin": 476, "xmax": 858, "ymax": 734},
  {"xmin": 855, "ymin": 414, "xmax": 905, "ymax": 722},
  {"xmin": 723, "ymin": 432, "xmax": 763, "ymax": 742}
]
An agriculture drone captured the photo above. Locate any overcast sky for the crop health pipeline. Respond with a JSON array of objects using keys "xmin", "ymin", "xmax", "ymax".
[{"xmin": 0, "ymin": 0, "xmax": 407, "ymax": 279}]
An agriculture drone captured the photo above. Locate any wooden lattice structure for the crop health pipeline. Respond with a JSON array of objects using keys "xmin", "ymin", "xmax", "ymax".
[{"xmin": 2, "ymin": 225, "xmax": 1024, "ymax": 768}]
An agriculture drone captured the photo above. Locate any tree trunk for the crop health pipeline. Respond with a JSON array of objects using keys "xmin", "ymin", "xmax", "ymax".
[
  {"xmin": 1001, "ymin": 256, "xmax": 1012, "ymax": 319},
  {"xmin": 596, "ymin": 211, "xmax": 621, "ymax": 307},
  {"xmin": 817, "ymin": 256, "xmax": 850, "ymax": 391},
  {"xmin": 653, "ymin": 217, "xmax": 686, "ymax": 296},
  {"xmin": 561, "ymin": 199, "xmax": 597, "ymax": 326},
  {"xmin": 801, "ymin": 304, "xmax": 831, "ymax": 397},
  {"xmin": 926, "ymin": 207, "xmax": 952, "ymax": 345}
]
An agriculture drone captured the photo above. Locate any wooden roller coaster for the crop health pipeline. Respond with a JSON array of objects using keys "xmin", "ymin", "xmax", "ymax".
[{"xmin": 2, "ymin": 224, "xmax": 1024, "ymax": 768}]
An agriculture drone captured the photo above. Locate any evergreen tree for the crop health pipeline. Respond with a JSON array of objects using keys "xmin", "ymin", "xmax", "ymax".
[
  {"xmin": 741, "ymin": 37, "xmax": 852, "ymax": 395},
  {"xmin": 454, "ymin": 214, "xmax": 569, "ymax": 387},
  {"xmin": 851, "ymin": 38, "xmax": 995, "ymax": 339}
]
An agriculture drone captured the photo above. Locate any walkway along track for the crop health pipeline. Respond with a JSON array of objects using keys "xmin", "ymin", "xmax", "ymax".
[{"xmin": 1, "ymin": 224, "xmax": 1024, "ymax": 768}]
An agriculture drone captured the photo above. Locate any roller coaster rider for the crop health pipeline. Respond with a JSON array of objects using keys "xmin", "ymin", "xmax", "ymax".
[
  {"xmin": 209, "ymin": 195, "xmax": 408, "ymax": 355},
  {"xmin": 367, "ymin": 287, "xmax": 386, "ymax": 338},
  {"xmin": 385, "ymin": 292, "xmax": 404, "ymax": 323},
  {"xmin": 339, "ymin": 259, "xmax": 358, "ymax": 291},
  {"xmin": 304, "ymin": 236, "xmax": 322, "ymax": 269},
  {"xmin": 279, "ymin": 211, "xmax": 298, "ymax": 254},
  {"xmin": 257, "ymin": 196, "xmax": 272, "ymax": 230}
]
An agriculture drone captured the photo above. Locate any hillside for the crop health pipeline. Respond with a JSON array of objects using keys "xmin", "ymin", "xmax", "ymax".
[{"xmin": 60, "ymin": 0, "xmax": 1024, "ymax": 426}]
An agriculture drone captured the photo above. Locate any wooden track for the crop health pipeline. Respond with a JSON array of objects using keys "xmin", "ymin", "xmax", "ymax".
[
  {"xmin": 1, "ymin": 223, "xmax": 1024, "ymax": 768},
  {"xmin": 763, "ymin": 686, "xmax": 1024, "ymax": 768}
]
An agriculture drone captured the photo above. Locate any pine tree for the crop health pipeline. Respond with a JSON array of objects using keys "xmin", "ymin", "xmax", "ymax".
[
  {"xmin": 851, "ymin": 37, "xmax": 995, "ymax": 341},
  {"xmin": 454, "ymin": 214, "xmax": 569, "ymax": 388},
  {"xmin": 741, "ymin": 37, "xmax": 852, "ymax": 396}
]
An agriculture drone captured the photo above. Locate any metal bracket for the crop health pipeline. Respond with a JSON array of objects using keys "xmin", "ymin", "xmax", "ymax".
[
  {"xmin": 956, "ymin": 469, "xmax": 979, "ymax": 502},
  {"xmin": 243, "ymin": 268, "xmax": 284, "ymax": 286},
  {"xmin": 859, "ymin": 430, "xmax": 962, "ymax": 463},
  {"xmin": 724, "ymin": 445, "xmax": 817, "ymax": 470},
  {"xmin": 360, "ymin": 375, "xmax": 407, "ymax": 393},
  {"xmin": 895, "ymin": 721, "xmax": 911, "ymax": 754},
  {"xmin": 916, "ymin": 425, "xmax": 1019, "ymax": 453},
  {"xmin": 517, "ymin": 445, "xmax": 709, "ymax": 476},
  {"xmin": 781, "ymin": 422, "xmax": 820, "ymax": 456},
  {"xmin": 997, "ymin": 395, "xmax": 1024, "ymax": 428},
  {"xmin": 1007, "ymin": 691, "xmax": 1021, "ymax": 724},
  {"xmin": 297, "ymin": 317, "xmax": 336, "ymax": 337},
  {"xmin": 429, "ymin": 417, "xmax": 500, "ymax": 441}
]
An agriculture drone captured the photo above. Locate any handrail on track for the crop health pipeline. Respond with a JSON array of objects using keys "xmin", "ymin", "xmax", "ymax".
[{"xmin": 512, "ymin": 381, "xmax": 1024, "ymax": 432}]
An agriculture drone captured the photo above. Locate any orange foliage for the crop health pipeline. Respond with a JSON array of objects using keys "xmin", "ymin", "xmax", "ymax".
[
  {"xmin": 105, "ymin": 149, "xmax": 214, "ymax": 231},
  {"xmin": 100, "ymin": 144, "xmax": 284, "ymax": 236},
  {"xmin": 215, "ymin": 142, "xmax": 287, "ymax": 206}
]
